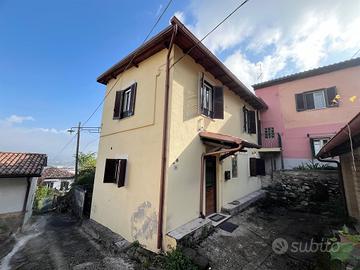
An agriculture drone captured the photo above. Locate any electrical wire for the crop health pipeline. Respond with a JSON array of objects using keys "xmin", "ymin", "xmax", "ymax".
[
  {"xmin": 52, "ymin": 0, "xmax": 174, "ymax": 159},
  {"xmin": 171, "ymin": 0, "xmax": 250, "ymax": 68},
  {"xmin": 81, "ymin": 0, "xmax": 174, "ymax": 127}
]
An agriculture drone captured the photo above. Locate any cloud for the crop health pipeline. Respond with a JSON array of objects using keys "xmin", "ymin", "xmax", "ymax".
[
  {"xmin": 175, "ymin": 0, "xmax": 360, "ymax": 88},
  {"xmin": 0, "ymin": 120, "xmax": 98, "ymax": 166},
  {"xmin": 5, "ymin": 114, "xmax": 34, "ymax": 124}
]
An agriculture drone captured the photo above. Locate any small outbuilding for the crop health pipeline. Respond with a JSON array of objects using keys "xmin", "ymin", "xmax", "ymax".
[
  {"xmin": 317, "ymin": 112, "xmax": 360, "ymax": 221},
  {"xmin": 38, "ymin": 167, "xmax": 75, "ymax": 191},
  {"xmin": 0, "ymin": 152, "xmax": 47, "ymax": 232}
]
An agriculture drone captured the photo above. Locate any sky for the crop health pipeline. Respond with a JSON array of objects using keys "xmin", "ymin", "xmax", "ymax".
[{"xmin": 0, "ymin": 0, "xmax": 359, "ymax": 166}]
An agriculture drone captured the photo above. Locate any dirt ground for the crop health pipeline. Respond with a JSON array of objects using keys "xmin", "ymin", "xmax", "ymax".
[
  {"xmin": 196, "ymin": 203, "xmax": 345, "ymax": 270},
  {"xmin": 0, "ymin": 214, "xmax": 135, "ymax": 270}
]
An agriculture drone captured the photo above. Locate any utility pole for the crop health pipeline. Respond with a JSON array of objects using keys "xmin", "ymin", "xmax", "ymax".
[
  {"xmin": 68, "ymin": 124, "xmax": 101, "ymax": 182},
  {"xmin": 75, "ymin": 122, "xmax": 81, "ymax": 182}
]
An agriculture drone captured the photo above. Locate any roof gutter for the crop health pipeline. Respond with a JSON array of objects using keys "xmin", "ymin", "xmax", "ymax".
[{"xmin": 157, "ymin": 23, "xmax": 178, "ymax": 250}]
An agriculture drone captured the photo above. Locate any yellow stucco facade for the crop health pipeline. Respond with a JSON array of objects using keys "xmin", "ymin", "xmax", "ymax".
[{"xmin": 91, "ymin": 45, "xmax": 261, "ymax": 252}]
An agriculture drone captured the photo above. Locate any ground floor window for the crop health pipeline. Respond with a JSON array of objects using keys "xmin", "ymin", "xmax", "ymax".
[
  {"xmin": 311, "ymin": 138, "xmax": 329, "ymax": 156},
  {"xmin": 231, "ymin": 155, "xmax": 238, "ymax": 178}
]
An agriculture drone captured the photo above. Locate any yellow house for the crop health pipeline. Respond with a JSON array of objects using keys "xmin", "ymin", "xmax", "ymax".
[{"xmin": 91, "ymin": 17, "xmax": 267, "ymax": 252}]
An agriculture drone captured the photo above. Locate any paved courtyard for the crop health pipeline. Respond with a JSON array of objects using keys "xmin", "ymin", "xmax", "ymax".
[
  {"xmin": 196, "ymin": 203, "xmax": 344, "ymax": 270},
  {"xmin": 0, "ymin": 214, "xmax": 134, "ymax": 270}
]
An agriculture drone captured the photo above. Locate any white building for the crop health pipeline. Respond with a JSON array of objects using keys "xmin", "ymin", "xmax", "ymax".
[
  {"xmin": 38, "ymin": 167, "xmax": 75, "ymax": 191},
  {"xmin": 0, "ymin": 152, "xmax": 47, "ymax": 231}
]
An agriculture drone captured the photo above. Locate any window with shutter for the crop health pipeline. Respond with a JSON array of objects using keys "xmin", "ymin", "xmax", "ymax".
[
  {"xmin": 199, "ymin": 79, "xmax": 224, "ymax": 119},
  {"xmin": 247, "ymin": 111, "xmax": 256, "ymax": 134},
  {"xmin": 103, "ymin": 158, "xmax": 127, "ymax": 188},
  {"xmin": 249, "ymin": 158, "xmax": 265, "ymax": 176},
  {"xmin": 295, "ymin": 86, "xmax": 338, "ymax": 112},
  {"xmin": 249, "ymin": 158, "xmax": 257, "ymax": 177},
  {"xmin": 113, "ymin": 83, "xmax": 137, "ymax": 120},
  {"xmin": 243, "ymin": 107, "xmax": 248, "ymax": 132}
]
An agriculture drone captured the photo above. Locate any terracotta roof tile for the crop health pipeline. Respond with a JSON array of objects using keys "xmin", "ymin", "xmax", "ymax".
[
  {"xmin": 39, "ymin": 167, "xmax": 74, "ymax": 181},
  {"xmin": 0, "ymin": 152, "xmax": 47, "ymax": 177}
]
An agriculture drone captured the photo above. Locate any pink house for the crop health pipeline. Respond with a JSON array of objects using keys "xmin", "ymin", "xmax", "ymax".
[{"xmin": 254, "ymin": 58, "xmax": 360, "ymax": 171}]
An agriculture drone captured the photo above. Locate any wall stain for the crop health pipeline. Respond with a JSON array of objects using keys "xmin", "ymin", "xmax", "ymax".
[{"xmin": 131, "ymin": 201, "xmax": 157, "ymax": 241}]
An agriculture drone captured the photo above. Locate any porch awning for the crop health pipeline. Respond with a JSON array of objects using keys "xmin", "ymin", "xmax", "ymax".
[{"xmin": 199, "ymin": 131, "xmax": 261, "ymax": 149}]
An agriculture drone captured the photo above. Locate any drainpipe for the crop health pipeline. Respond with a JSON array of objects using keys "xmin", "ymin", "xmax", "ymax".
[
  {"xmin": 157, "ymin": 24, "xmax": 178, "ymax": 250},
  {"xmin": 199, "ymin": 145, "xmax": 243, "ymax": 218},
  {"xmin": 317, "ymin": 157, "xmax": 348, "ymax": 217}
]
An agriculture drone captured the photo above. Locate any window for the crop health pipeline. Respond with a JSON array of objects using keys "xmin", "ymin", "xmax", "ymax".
[
  {"xmin": 103, "ymin": 158, "xmax": 127, "ymax": 188},
  {"xmin": 113, "ymin": 83, "xmax": 137, "ymax": 119},
  {"xmin": 199, "ymin": 75, "xmax": 224, "ymax": 119},
  {"xmin": 202, "ymin": 81, "xmax": 214, "ymax": 117},
  {"xmin": 264, "ymin": 127, "xmax": 275, "ymax": 139},
  {"xmin": 310, "ymin": 138, "xmax": 329, "ymax": 157},
  {"xmin": 295, "ymin": 86, "xmax": 337, "ymax": 112},
  {"xmin": 60, "ymin": 181, "xmax": 69, "ymax": 191},
  {"xmin": 231, "ymin": 155, "xmax": 238, "ymax": 178},
  {"xmin": 243, "ymin": 107, "xmax": 257, "ymax": 134},
  {"xmin": 249, "ymin": 158, "xmax": 266, "ymax": 176}
]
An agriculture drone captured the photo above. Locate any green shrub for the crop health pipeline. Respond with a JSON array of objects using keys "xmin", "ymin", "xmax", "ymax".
[
  {"xmin": 34, "ymin": 186, "xmax": 55, "ymax": 211},
  {"xmin": 164, "ymin": 248, "xmax": 197, "ymax": 270},
  {"xmin": 293, "ymin": 161, "xmax": 337, "ymax": 171}
]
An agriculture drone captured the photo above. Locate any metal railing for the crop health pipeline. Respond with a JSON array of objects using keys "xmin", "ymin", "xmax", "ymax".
[{"xmin": 260, "ymin": 132, "xmax": 282, "ymax": 148}]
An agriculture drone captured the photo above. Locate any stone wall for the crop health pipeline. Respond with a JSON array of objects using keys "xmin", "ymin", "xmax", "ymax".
[{"xmin": 262, "ymin": 170, "xmax": 344, "ymax": 214}]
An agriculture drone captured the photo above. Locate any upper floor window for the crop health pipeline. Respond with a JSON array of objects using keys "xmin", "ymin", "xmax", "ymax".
[
  {"xmin": 113, "ymin": 83, "xmax": 137, "ymax": 119},
  {"xmin": 199, "ymin": 76, "xmax": 224, "ymax": 119},
  {"xmin": 243, "ymin": 107, "xmax": 257, "ymax": 134},
  {"xmin": 264, "ymin": 127, "xmax": 275, "ymax": 139},
  {"xmin": 295, "ymin": 86, "xmax": 338, "ymax": 112}
]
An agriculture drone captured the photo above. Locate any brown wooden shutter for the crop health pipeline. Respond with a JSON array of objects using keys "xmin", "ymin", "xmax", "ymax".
[
  {"xmin": 200, "ymin": 73, "xmax": 205, "ymax": 114},
  {"xmin": 113, "ymin": 91, "xmax": 123, "ymax": 119},
  {"xmin": 295, "ymin": 93, "xmax": 305, "ymax": 111},
  {"xmin": 325, "ymin": 86, "xmax": 337, "ymax": 107},
  {"xmin": 103, "ymin": 159, "xmax": 118, "ymax": 183},
  {"xmin": 305, "ymin": 93, "xmax": 315, "ymax": 110},
  {"xmin": 248, "ymin": 110, "xmax": 256, "ymax": 134},
  {"xmin": 256, "ymin": 158, "xmax": 266, "ymax": 176},
  {"xmin": 250, "ymin": 158, "xmax": 257, "ymax": 177},
  {"xmin": 213, "ymin": 86, "xmax": 224, "ymax": 119},
  {"xmin": 129, "ymin": 83, "xmax": 137, "ymax": 116},
  {"xmin": 117, "ymin": 159, "xmax": 127, "ymax": 188},
  {"xmin": 243, "ymin": 107, "xmax": 248, "ymax": 132}
]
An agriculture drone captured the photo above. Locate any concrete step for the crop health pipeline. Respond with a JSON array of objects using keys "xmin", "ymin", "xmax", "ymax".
[{"xmin": 222, "ymin": 190, "xmax": 266, "ymax": 215}]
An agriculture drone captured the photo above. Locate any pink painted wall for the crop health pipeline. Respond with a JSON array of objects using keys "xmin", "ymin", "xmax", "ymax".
[{"xmin": 256, "ymin": 65, "xmax": 360, "ymax": 165}]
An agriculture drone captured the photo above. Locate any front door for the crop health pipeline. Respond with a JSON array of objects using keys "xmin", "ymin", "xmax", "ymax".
[{"xmin": 205, "ymin": 156, "xmax": 217, "ymax": 215}]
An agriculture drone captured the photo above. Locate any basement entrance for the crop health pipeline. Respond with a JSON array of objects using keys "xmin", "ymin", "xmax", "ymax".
[{"xmin": 205, "ymin": 156, "xmax": 217, "ymax": 216}]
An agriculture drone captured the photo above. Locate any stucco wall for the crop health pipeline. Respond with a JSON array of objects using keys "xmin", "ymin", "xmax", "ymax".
[
  {"xmin": 164, "ymin": 46, "xmax": 261, "ymax": 233},
  {"xmin": 0, "ymin": 177, "xmax": 27, "ymax": 214},
  {"xmin": 91, "ymin": 49, "xmax": 168, "ymax": 252},
  {"xmin": 256, "ymin": 65, "xmax": 360, "ymax": 167},
  {"xmin": 23, "ymin": 177, "xmax": 37, "ymax": 225}
]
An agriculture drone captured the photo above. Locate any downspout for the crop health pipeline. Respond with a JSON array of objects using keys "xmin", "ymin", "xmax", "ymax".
[
  {"xmin": 317, "ymin": 157, "xmax": 348, "ymax": 217},
  {"xmin": 199, "ymin": 145, "xmax": 243, "ymax": 218},
  {"xmin": 157, "ymin": 24, "xmax": 178, "ymax": 250}
]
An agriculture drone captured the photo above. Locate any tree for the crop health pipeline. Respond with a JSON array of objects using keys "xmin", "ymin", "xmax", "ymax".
[{"xmin": 74, "ymin": 152, "xmax": 96, "ymax": 189}]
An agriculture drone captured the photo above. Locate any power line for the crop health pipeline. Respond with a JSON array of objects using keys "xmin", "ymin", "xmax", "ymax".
[
  {"xmin": 352, "ymin": 48, "xmax": 360, "ymax": 58},
  {"xmin": 81, "ymin": 0, "xmax": 174, "ymax": 127},
  {"xmin": 81, "ymin": 136, "xmax": 100, "ymax": 152},
  {"xmin": 171, "ymin": 0, "xmax": 250, "ymax": 68},
  {"xmin": 52, "ymin": 133, "xmax": 77, "ymax": 161},
  {"xmin": 52, "ymin": 0, "xmax": 174, "ymax": 159}
]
